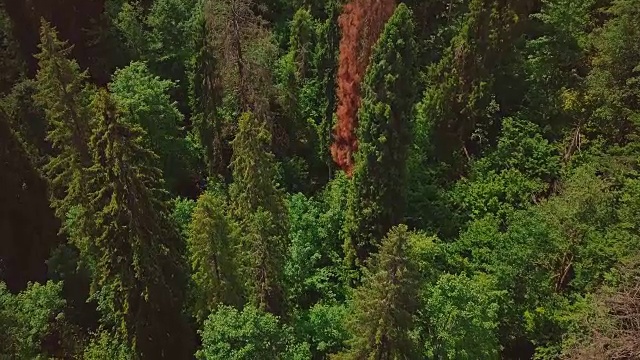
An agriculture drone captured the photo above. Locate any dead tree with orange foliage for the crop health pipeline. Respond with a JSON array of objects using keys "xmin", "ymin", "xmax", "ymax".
[{"xmin": 331, "ymin": 0, "xmax": 396, "ymax": 175}]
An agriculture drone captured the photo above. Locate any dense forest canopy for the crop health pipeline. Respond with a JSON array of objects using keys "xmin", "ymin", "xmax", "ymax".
[{"xmin": 1, "ymin": 0, "xmax": 640, "ymax": 358}]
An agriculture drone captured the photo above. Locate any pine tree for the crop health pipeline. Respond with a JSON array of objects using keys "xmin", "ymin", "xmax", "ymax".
[
  {"xmin": 335, "ymin": 225, "xmax": 419, "ymax": 360},
  {"xmin": 187, "ymin": 190, "xmax": 240, "ymax": 323},
  {"xmin": 229, "ymin": 112, "xmax": 287, "ymax": 315},
  {"xmin": 33, "ymin": 20, "xmax": 92, "ymax": 221},
  {"xmin": 344, "ymin": 4, "xmax": 418, "ymax": 267},
  {"xmin": 87, "ymin": 89, "xmax": 191, "ymax": 359}
]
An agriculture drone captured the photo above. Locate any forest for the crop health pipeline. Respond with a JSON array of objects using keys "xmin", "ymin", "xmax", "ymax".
[{"xmin": 1, "ymin": 0, "xmax": 640, "ymax": 358}]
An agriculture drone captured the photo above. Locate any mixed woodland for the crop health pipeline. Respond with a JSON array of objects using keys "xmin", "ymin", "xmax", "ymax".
[{"xmin": 2, "ymin": 0, "xmax": 640, "ymax": 358}]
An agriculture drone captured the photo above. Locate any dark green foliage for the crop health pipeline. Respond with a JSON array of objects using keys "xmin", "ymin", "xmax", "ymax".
[
  {"xmin": 230, "ymin": 112, "xmax": 288, "ymax": 314},
  {"xmin": 344, "ymin": 4, "xmax": 418, "ymax": 266},
  {"xmin": 2, "ymin": 79, "xmax": 49, "ymax": 165},
  {"xmin": 0, "ymin": 281, "xmax": 66, "ymax": 358},
  {"xmin": 0, "ymin": 109, "xmax": 60, "ymax": 291},
  {"xmin": 452, "ymin": 117, "xmax": 560, "ymax": 221},
  {"xmin": 418, "ymin": 0, "xmax": 532, "ymax": 175},
  {"xmin": 187, "ymin": 190, "xmax": 240, "ymax": 323},
  {"xmin": 34, "ymin": 21, "xmax": 93, "ymax": 221},
  {"xmin": 336, "ymin": 225, "xmax": 420, "ymax": 360},
  {"xmin": 86, "ymin": 90, "xmax": 191, "ymax": 358},
  {"xmin": 188, "ymin": 2, "xmax": 226, "ymax": 179},
  {"xmin": 109, "ymin": 61, "xmax": 196, "ymax": 193},
  {"xmin": 586, "ymin": 0, "xmax": 640, "ymax": 153},
  {"xmin": 5, "ymin": 0, "xmax": 640, "ymax": 358},
  {"xmin": 0, "ymin": 4, "xmax": 24, "ymax": 94}
]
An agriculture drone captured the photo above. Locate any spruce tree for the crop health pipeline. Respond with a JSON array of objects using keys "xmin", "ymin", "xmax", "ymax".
[
  {"xmin": 418, "ymin": 0, "xmax": 531, "ymax": 176},
  {"xmin": 188, "ymin": 4, "xmax": 225, "ymax": 178},
  {"xmin": 229, "ymin": 112, "xmax": 287, "ymax": 315},
  {"xmin": 344, "ymin": 4, "xmax": 418, "ymax": 267},
  {"xmin": 33, "ymin": 20, "xmax": 92, "ymax": 221},
  {"xmin": 187, "ymin": 190, "xmax": 240, "ymax": 323},
  {"xmin": 87, "ymin": 89, "xmax": 191, "ymax": 359},
  {"xmin": 336, "ymin": 225, "xmax": 419, "ymax": 360}
]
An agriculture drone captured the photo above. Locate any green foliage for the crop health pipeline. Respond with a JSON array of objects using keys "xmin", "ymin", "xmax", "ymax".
[
  {"xmin": 337, "ymin": 225, "xmax": 420, "ymax": 359},
  {"xmin": 285, "ymin": 192, "xmax": 346, "ymax": 307},
  {"xmin": 417, "ymin": 0, "xmax": 530, "ymax": 175},
  {"xmin": 109, "ymin": 61, "xmax": 195, "ymax": 192},
  {"xmin": 0, "ymin": 281, "xmax": 65, "ymax": 359},
  {"xmin": 296, "ymin": 303, "xmax": 349, "ymax": 357},
  {"xmin": 345, "ymin": 4, "xmax": 418, "ymax": 266},
  {"xmin": 171, "ymin": 196, "xmax": 197, "ymax": 240},
  {"xmin": 188, "ymin": 1, "xmax": 227, "ymax": 178},
  {"xmin": 197, "ymin": 305, "xmax": 309, "ymax": 360},
  {"xmin": 586, "ymin": 0, "xmax": 640, "ymax": 153},
  {"xmin": 421, "ymin": 273, "xmax": 503, "ymax": 359},
  {"xmin": 451, "ymin": 117, "xmax": 560, "ymax": 221},
  {"xmin": 114, "ymin": 0, "xmax": 199, "ymax": 102},
  {"xmin": 230, "ymin": 112, "xmax": 288, "ymax": 314},
  {"xmin": 34, "ymin": 21, "xmax": 93, "ymax": 221},
  {"xmin": 187, "ymin": 190, "xmax": 240, "ymax": 323},
  {"xmin": 1, "ymin": 79, "xmax": 48, "ymax": 165},
  {"xmin": 6, "ymin": 0, "xmax": 640, "ymax": 358},
  {"xmin": 0, "ymin": 4, "xmax": 24, "ymax": 94},
  {"xmin": 86, "ymin": 90, "xmax": 191, "ymax": 358}
]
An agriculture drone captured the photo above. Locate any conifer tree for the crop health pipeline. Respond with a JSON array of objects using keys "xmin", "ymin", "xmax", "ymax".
[
  {"xmin": 229, "ymin": 112, "xmax": 287, "ymax": 315},
  {"xmin": 205, "ymin": 0, "xmax": 277, "ymax": 115},
  {"xmin": 418, "ymin": 0, "xmax": 532, "ymax": 175},
  {"xmin": 33, "ymin": 20, "xmax": 92, "ymax": 221},
  {"xmin": 187, "ymin": 190, "xmax": 240, "ymax": 323},
  {"xmin": 335, "ymin": 225, "xmax": 419, "ymax": 359},
  {"xmin": 87, "ymin": 89, "xmax": 191, "ymax": 359},
  {"xmin": 344, "ymin": 4, "xmax": 418, "ymax": 267},
  {"xmin": 188, "ymin": 4, "xmax": 225, "ymax": 178}
]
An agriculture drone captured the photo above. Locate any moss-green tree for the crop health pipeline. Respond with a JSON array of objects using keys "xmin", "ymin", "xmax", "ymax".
[
  {"xmin": 188, "ymin": 3, "xmax": 225, "ymax": 178},
  {"xmin": 344, "ymin": 4, "xmax": 418, "ymax": 267},
  {"xmin": 86, "ymin": 90, "xmax": 191, "ymax": 359},
  {"xmin": 417, "ymin": 0, "xmax": 531, "ymax": 176},
  {"xmin": 229, "ymin": 112, "xmax": 288, "ymax": 315},
  {"xmin": 33, "ymin": 21, "xmax": 93, "ymax": 221},
  {"xmin": 187, "ymin": 190, "xmax": 240, "ymax": 323},
  {"xmin": 335, "ymin": 225, "xmax": 419, "ymax": 360}
]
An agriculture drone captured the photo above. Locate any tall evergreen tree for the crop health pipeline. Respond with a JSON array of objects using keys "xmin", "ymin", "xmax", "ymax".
[
  {"xmin": 187, "ymin": 190, "xmax": 240, "ymax": 324},
  {"xmin": 188, "ymin": 3, "xmax": 226, "ymax": 179},
  {"xmin": 344, "ymin": 4, "xmax": 418, "ymax": 267},
  {"xmin": 229, "ymin": 112, "xmax": 287, "ymax": 315},
  {"xmin": 86, "ymin": 89, "xmax": 191, "ymax": 359},
  {"xmin": 417, "ymin": 0, "xmax": 532, "ymax": 176},
  {"xmin": 335, "ymin": 225, "xmax": 419, "ymax": 360},
  {"xmin": 33, "ymin": 20, "xmax": 92, "ymax": 221}
]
